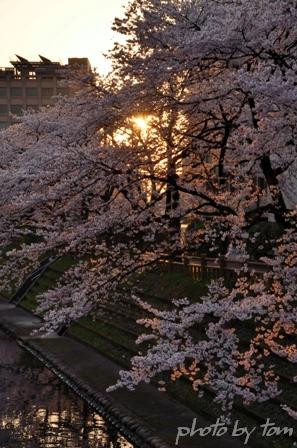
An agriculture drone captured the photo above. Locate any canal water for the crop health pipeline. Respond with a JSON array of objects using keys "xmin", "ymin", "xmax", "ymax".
[{"xmin": 0, "ymin": 330, "xmax": 133, "ymax": 448}]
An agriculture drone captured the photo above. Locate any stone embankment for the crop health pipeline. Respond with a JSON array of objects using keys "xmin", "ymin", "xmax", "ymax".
[{"xmin": 0, "ymin": 298, "xmax": 242, "ymax": 448}]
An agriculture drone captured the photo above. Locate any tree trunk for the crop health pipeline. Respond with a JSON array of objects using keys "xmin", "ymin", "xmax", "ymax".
[{"xmin": 260, "ymin": 155, "xmax": 287, "ymax": 225}]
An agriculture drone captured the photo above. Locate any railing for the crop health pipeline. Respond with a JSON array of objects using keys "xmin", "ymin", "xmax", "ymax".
[
  {"xmin": 160, "ymin": 255, "xmax": 270, "ymax": 284},
  {"xmin": 9, "ymin": 255, "xmax": 71, "ymax": 336},
  {"xmin": 10, "ymin": 256, "xmax": 57, "ymax": 305}
]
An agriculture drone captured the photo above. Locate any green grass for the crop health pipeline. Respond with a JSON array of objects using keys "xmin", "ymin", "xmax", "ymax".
[
  {"xmin": 130, "ymin": 269, "xmax": 208, "ymax": 302},
  {"xmin": 19, "ymin": 255, "xmax": 75, "ymax": 312},
  {"xmin": 68, "ymin": 323, "xmax": 132, "ymax": 367},
  {"xmin": 76, "ymin": 317, "xmax": 139, "ymax": 352}
]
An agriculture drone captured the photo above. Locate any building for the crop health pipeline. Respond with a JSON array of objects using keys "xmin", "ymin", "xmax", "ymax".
[{"xmin": 0, "ymin": 55, "xmax": 92, "ymax": 129}]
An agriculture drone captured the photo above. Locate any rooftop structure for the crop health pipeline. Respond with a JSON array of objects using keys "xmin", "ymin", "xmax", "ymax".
[{"xmin": 0, "ymin": 55, "xmax": 92, "ymax": 129}]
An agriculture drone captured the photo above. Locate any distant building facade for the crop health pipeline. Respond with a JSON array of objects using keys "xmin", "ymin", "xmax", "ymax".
[{"xmin": 0, "ymin": 55, "xmax": 92, "ymax": 129}]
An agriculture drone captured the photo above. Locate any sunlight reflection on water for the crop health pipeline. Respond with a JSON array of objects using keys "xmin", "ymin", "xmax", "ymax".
[{"xmin": 0, "ymin": 332, "xmax": 133, "ymax": 448}]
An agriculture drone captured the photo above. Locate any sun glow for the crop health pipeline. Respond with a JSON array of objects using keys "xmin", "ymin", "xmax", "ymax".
[
  {"xmin": 133, "ymin": 116, "xmax": 148, "ymax": 131},
  {"xmin": 110, "ymin": 115, "xmax": 151, "ymax": 145}
]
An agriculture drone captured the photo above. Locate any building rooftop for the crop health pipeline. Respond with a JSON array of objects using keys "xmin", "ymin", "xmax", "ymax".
[{"xmin": 0, "ymin": 55, "xmax": 91, "ymax": 80}]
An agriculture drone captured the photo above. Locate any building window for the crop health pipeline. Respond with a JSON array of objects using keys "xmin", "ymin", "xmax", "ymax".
[
  {"xmin": 10, "ymin": 104, "xmax": 23, "ymax": 115},
  {"xmin": 41, "ymin": 87, "xmax": 54, "ymax": 97},
  {"xmin": 0, "ymin": 104, "xmax": 8, "ymax": 114},
  {"xmin": 0, "ymin": 87, "xmax": 7, "ymax": 97},
  {"xmin": 0, "ymin": 122, "xmax": 7, "ymax": 129},
  {"xmin": 26, "ymin": 87, "xmax": 38, "ymax": 96},
  {"xmin": 11, "ymin": 87, "xmax": 22, "ymax": 97}
]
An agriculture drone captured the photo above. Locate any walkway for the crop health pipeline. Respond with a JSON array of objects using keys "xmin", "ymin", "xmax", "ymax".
[{"xmin": 0, "ymin": 298, "xmax": 244, "ymax": 448}]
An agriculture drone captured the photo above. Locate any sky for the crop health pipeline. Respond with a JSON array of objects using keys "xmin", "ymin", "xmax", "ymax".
[{"xmin": 0, "ymin": 0, "xmax": 128, "ymax": 74}]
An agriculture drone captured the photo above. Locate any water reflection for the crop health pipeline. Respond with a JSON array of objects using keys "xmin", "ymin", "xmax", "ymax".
[{"xmin": 0, "ymin": 332, "xmax": 133, "ymax": 448}]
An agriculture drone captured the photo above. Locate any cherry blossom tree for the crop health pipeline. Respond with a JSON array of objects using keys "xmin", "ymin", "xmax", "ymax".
[
  {"xmin": 107, "ymin": 0, "xmax": 297, "ymax": 418},
  {"xmin": 0, "ymin": 0, "xmax": 297, "ymax": 418}
]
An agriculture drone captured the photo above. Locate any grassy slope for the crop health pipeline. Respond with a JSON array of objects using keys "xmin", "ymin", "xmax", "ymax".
[{"xmin": 55, "ymin": 268, "xmax": 297, "ymax": 448}]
